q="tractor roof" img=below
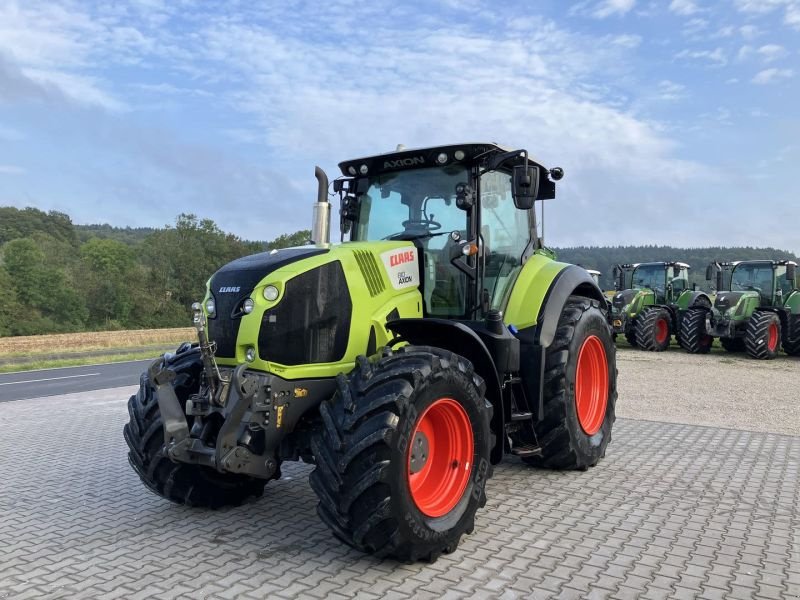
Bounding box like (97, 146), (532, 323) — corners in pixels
(617, 261), (690, 269)
(717, 259), (797, 268)
(338, 142), (549, 178)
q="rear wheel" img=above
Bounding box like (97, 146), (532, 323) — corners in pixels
(123, 347), (267, 507)
(782, 314), (800, 356)
(720, 337), (745, 353)
(680, 308), (713, 354)
(624, 328), (638, 348)
(309, 346), (492, 562)
(744, 311), (781, 360)
(635, 307), (672, 351)
(524, 296), (617, 470)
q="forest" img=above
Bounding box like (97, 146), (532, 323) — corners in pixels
(0, 206), (797, 336)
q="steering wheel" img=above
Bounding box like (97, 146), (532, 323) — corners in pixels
(402, 218), (441, 232)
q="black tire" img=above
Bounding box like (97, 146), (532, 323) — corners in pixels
(123, 347), (267, 507)
(309, 346), (493, 562)
(679, 308), (712, 354)
(720, 337), (745, 353)
(782, 314), (800, 356)
(523, 296), (617, 470)
(635, 307), (672, 351)
(744, 311), (781, 360)
(624, 328), (638, 348)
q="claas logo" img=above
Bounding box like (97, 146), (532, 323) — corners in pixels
(389, 250), (416, 267)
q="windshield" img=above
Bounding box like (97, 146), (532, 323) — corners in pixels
(631, 264), (666, 291)
(731, 263), (773, 301)
(354, 166), (468, 242)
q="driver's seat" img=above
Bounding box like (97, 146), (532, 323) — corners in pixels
(427, 234), (466, 317)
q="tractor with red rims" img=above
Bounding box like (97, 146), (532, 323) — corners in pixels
(680, 259), (800, 358)
(123, 143), (617, 562)
(609, 262), (711, 351)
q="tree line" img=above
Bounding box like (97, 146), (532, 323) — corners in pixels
(0, 207), (309, 336)
(0, 206), (797, 336)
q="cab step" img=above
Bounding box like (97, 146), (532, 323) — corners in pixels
(510, 443), (542, 458)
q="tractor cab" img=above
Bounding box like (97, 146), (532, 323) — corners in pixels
(710, 260), (797, 306)
(335, 143), (562, 320)
(614, 262), (689, 305)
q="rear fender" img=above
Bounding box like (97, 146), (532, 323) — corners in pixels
(784, 290), (800, 315)
(506, 263), (607, 425)
(676, 290), (712, 311)
(385, 319), (505, 464)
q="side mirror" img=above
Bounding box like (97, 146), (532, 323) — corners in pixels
(693, 282), (697, 291)
(705, 265), (713, 281)
(716, 270), (724, 292)
(787, 263), (796, 283)
(511, 165), (539, 210)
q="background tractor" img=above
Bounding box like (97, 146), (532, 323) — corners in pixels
(123, 143), (617, 562)
(609, 262), (711, 351)
(680, 260), (799, 358)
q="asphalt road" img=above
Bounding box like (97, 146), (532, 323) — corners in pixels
(0, 359), (150, 403)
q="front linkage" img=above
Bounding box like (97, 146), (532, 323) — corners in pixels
(147, 303), (333, 480)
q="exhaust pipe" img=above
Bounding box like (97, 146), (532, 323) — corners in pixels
(312, 166), (330, 244)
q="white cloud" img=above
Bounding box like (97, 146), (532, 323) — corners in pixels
(756, 44), (788, 62)
(675, 47), (727, 65)
(669, 0), (700, 16)
(571, 0), (636, 19)
(0, 164), (26, 175)
(751, 67), (794, 84)
(656, 80), (687, 100)
(734, 0), (800, 30)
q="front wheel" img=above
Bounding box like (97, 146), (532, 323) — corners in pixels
(782, 314), (800, 356)
(309, 346), (493, 562)
(680, 308), (713, 354)
(635, 307), (672, 351)
(744, 311), (781, 359)
(123, 347), (267, 508)
(524, 296), (617, 470)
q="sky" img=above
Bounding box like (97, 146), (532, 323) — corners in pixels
(0, 0), (798, 252)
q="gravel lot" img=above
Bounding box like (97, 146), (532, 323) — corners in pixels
(616, 345), (800, 436)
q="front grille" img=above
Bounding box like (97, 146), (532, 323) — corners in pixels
(259, 261), (352, 365)
(353, 250), (385, 297)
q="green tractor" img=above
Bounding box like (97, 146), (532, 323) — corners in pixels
(123, 143), (617, 562)
(679, 259), (800, 358)
(609, 262), (711, 351)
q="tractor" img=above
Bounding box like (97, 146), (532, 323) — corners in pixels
(679, 259), (800, 359)
(123, 143), (617, 562)
(609, 262), (711, 351)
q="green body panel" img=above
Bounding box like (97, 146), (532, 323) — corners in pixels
(713, 291), (760, 322)
(207, 241), (423, 379)
(674, 290), (696, 311)
(502, 254), (572, 329)
(784, 290), (800, 314)
(628, 289), (655, 318)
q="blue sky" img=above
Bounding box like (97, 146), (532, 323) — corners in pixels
(0, 0), (798, 252)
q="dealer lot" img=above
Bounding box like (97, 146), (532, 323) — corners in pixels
(1, 349), (798, 599)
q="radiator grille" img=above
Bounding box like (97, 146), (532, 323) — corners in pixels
(353, 250), (386, 297)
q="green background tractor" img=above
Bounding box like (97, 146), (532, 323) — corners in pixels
(609, 262), (711, 351)
(680, 259), (800, 358)
(123, 143), (617, 562)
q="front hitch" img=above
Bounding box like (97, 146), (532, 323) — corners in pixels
(148, 357), (191, 446)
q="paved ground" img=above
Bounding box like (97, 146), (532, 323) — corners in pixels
(0, 360), (149, 402)
(1, 368), (798, 599)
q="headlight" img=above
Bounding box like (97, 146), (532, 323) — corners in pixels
(242, 298), (255, 314)
(245, 347), (256, 362)
(263, 285), (279, 301)
(205, 297), (216, 317)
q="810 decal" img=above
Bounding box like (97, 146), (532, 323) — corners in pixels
(380, 248), (420, 291)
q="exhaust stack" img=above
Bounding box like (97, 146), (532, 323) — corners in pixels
(312, 166), (330, 244)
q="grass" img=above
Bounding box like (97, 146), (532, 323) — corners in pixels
(0, 350), (165, 374)
(0, 328), (194, 358)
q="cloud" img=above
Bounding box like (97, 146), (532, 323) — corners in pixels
(675, 47), (727, 65)
(751, 67), (794, 84)
(756, 44), (788, 62)
(734, 0), (800, 30)
(669, 0), (701, 16)
(570, 0), (636, 19)
(0, 164), (26, 175)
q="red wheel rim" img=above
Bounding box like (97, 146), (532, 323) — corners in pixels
(767, 322), (779, 351)
(575, 335), (609, 435)
(655, 319), (669, 344)
(407, 398), (473, 518)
